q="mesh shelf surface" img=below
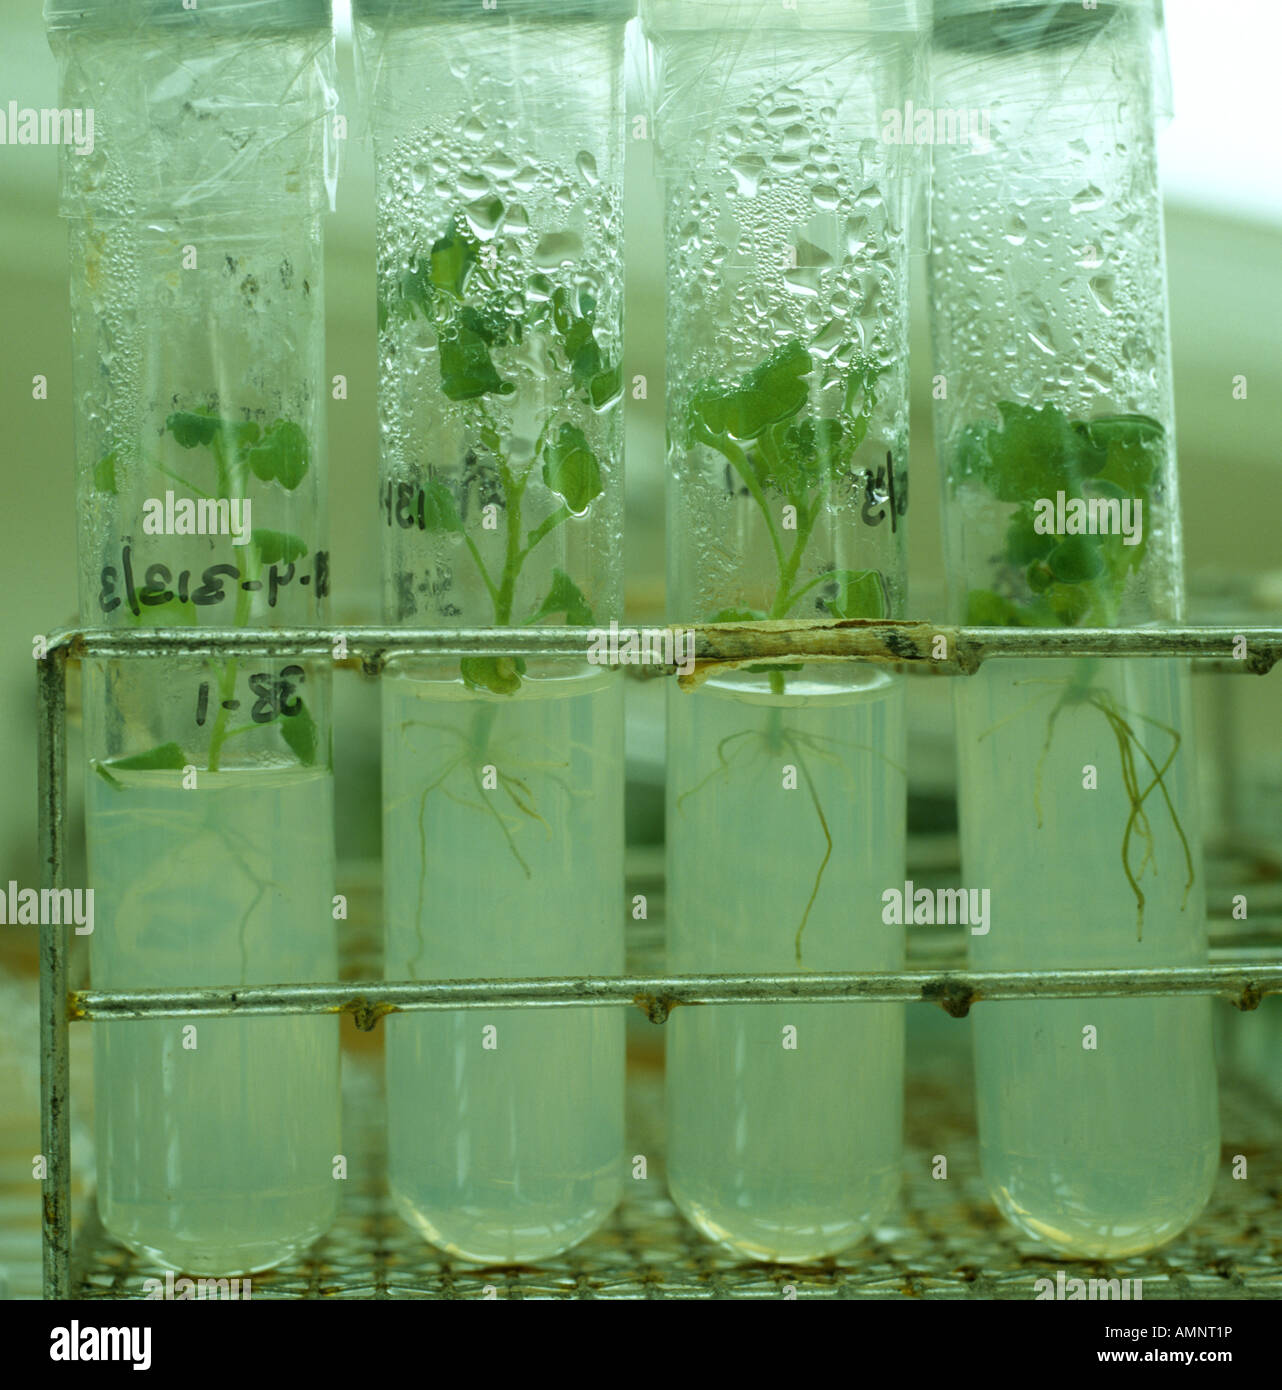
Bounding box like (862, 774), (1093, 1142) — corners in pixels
(71, 1056), (1282, 1301)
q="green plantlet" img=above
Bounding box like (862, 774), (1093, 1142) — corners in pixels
(107, 408), (323, 774)
(958, 402), (1187, 935)
(380, 209), (621, 878)
(381, 208), (615, 684)
(681, 337), (890, 962)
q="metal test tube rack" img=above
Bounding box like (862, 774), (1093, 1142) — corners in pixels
(37, 621), (1282, 1299)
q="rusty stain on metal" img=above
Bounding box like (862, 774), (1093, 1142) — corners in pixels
(632, 993), (690, 1024)
(1233, 982), (1264, 1012)
(922, 978), (978, 1019)
(66, 992), (88, 1022)
(338, 997), (401, 1032)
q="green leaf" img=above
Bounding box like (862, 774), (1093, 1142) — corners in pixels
(438, 311), (513, 401)
(460, 655), (526, 695)
(93, 450), (118, 494)
(589, 364), (623, 409)
(527, 568), (594, 626)
(421, 477), (463, 532)
(107, 742), (188, 772)
(279, 700), (318, 766)
(770, 416), (850, 494)
(541, 422), (602, 514)
(955, 401), (1092, 502)
(689, 339), (812, 443)
(563, 315), (603, 385)
(1044, 581), (1091, 625)
(957, 401), (1164, 508)
(167, 410), (220, 449)
(1026, 559), (1054, 593)
(1047, 534), (1104, 583)
(245, 419), (309, 490)
(965, 588), (1036, 626)
(253, 529), (308, 564)
(550, 286), (576, 337)
(429, 230), (477, 299)
(1005, 505), (1056, 565)
(230, 419), (262, 451)
(960, 403), (1165, 627)
(1074, 413), (1164, 495)
(820, 569), (885, 620)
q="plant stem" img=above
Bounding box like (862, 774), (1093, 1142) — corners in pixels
(493, 456), (525, 625)
(769, 497), (821, 618)
(204, 431), (254, 773)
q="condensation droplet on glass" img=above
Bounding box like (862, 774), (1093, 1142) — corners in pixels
(482, 153), (518, 181)
(1088, 275), (1115, 315)
(1085, 361), (1113, 392)
(533, 230), (583, 269)
(1027, 327), (1056, 358)
(729, 154), (766, 197)
(526, 272), (554, 302)
(1070, 184), (1106, 215)
(464, 194), (504, 238)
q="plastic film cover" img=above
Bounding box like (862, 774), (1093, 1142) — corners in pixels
(47, 0), (338, 221)
(929, 0), (1172, 124)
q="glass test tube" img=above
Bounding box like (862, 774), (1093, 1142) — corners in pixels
(644, 0), (919, 1261)
(49, 0), (340, 1274)
(927, 0), (1218, 1256)
(356, 0), (630, 1263)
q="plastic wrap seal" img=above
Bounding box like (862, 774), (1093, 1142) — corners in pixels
(353, 0), (634, 20)
(45, 0), (332, 33)
(641, 0), (931, 250)
(354, 0), (632, 140)
(929, 0), (1172, 126)
(46, 0), (338, 222)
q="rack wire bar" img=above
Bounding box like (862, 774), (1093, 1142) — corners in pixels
(37, 645), (69, 1301)
(69, 962), (1282, 1028)
(40, 621), (1282, 675)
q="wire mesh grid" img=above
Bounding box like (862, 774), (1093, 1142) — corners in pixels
(39, 623), (1282, 1299)
(69, 1055), (1282, 1301)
